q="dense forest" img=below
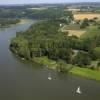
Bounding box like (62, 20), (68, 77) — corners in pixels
(10, 19), (100, 72)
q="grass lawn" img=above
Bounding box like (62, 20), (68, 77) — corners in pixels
(70, 66), (100, 81)
(32, 56), (57, 69)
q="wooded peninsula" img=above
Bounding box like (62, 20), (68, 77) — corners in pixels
(9, 7), (100, 81)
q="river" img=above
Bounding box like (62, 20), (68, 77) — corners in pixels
(0, 19), (100, 100)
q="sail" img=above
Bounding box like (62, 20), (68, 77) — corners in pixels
(76, 86), (82, 94)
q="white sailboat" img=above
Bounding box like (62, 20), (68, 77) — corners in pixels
(76, 86), (82, 94)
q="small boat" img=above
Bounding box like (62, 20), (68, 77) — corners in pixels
(48, 76), (52, 80)
(48, 73), (52, 80)
(76, 86), (82, 94)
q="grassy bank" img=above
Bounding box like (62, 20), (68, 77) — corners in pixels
(70, 67), (100, 81)
(32, 56), (57, 69)
(32, 56), (72, 72)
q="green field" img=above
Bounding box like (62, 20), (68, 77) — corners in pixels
(70, 66), (100, 81)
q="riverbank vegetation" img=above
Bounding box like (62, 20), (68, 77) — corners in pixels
(0, 18), (20, 27)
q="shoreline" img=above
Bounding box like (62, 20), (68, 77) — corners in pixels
(34, 57), (100, 81)
(18, 55), (100, 81)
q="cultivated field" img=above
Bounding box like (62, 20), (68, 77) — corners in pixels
(61, 29), (85, 37)
(61, 25), (86, 37)
(74, 13), (100, 20)
(67, 30), (85, 37)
